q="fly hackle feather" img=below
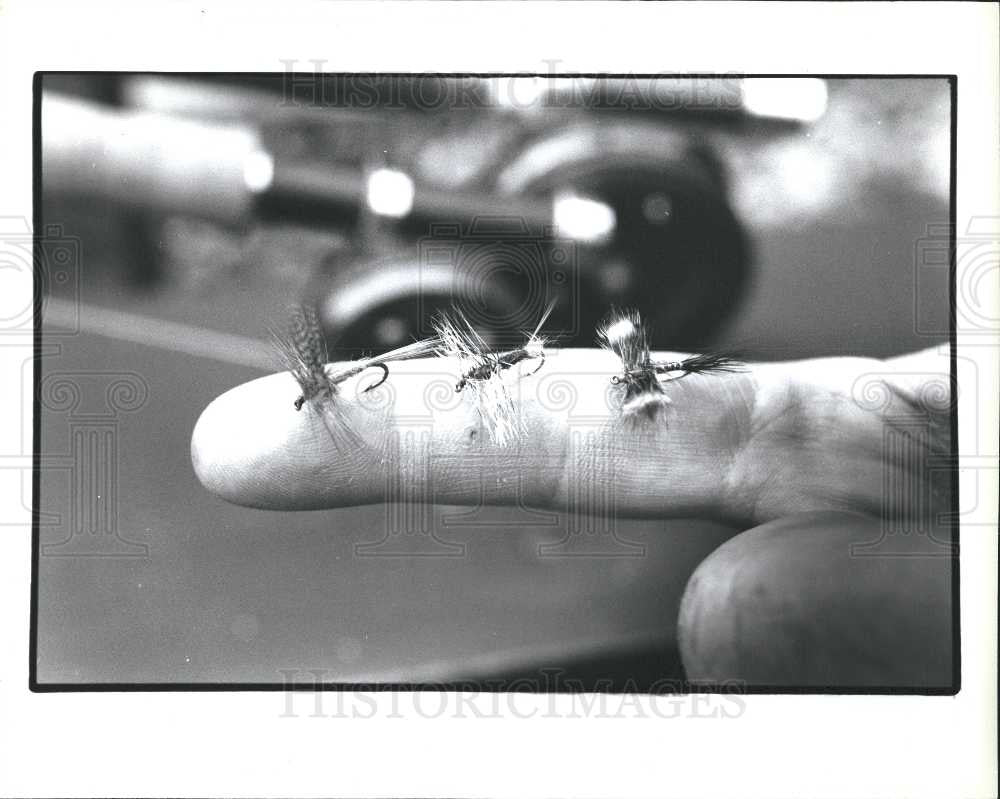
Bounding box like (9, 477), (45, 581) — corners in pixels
(270, 305), (336, 412)
(598, 309), (670, 421)
(657, 351), (745, 379)
(432, 309), (519, 444)
(600, 309), (746, 422)
(269, 305), (365, 451)
(432, 301), (557, 445)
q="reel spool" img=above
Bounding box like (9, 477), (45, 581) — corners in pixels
(495, 120), (751, 347)
(310, 246), (533, 356)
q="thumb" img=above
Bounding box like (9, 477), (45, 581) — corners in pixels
(677, 511), (955, 689)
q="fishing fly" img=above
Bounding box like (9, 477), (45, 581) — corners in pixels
(599, 309), (743, 421)
(434, 299), (557, 444)
(271, 306), (439, 442)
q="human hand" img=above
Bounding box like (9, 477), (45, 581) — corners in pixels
(191, 346), (954, 688)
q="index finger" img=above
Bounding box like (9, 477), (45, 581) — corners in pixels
(191, 348), (759, 521)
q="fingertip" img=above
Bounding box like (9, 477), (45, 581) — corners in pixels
(190, 376), (269, 506)
(190, 371), (329, 508)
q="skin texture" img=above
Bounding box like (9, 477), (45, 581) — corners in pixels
(191, 346), (954, 687)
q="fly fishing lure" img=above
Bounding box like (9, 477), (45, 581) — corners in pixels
(434, 299), (557, 444)
(451, 298), (556, 392)
(599, 309), (743, 421)
(271, 305), (439, 442)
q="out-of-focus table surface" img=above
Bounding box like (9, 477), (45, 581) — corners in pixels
(37, 321), (738, 684)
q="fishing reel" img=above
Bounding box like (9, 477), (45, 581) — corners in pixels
(42, 83), (752, 355)
(314, 120), (750, 354)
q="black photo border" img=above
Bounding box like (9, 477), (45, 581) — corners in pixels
(29, 71), (960, 695)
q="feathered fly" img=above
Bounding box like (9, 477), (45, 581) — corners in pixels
(434, 300), (557, 445)
(271, 306), (439, 445)
(599, 309), (743, 421)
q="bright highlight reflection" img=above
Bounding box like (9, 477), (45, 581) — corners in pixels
(741, 78), (829, 123)
(366, 168), (415, 218)
(553, 193), (617, 244)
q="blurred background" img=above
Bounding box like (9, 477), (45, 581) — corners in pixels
(33, 74), (951, 687)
